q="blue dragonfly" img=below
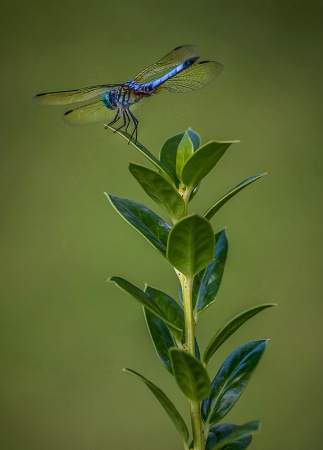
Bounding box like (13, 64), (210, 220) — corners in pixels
(33, 45), (223, 142)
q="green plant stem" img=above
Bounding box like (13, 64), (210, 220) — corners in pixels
(181, 274), (195, 354)
(180, 273), (205, 450)
(178, 187), (205, 450)
(190, 399), (204, 450)
(181, 187), (192, 217)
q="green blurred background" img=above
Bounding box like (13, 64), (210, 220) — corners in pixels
(1, 0), (322, 449)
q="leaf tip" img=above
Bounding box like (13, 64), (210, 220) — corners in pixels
(106, 276), (116, 283)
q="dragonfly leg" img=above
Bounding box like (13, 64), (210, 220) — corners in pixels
(105, 107), (140, 146)
(114, 109), (128, 133)
(105, 109), (121, 130)
(124, 109), (131, 133)
(128, 109), (139, 145)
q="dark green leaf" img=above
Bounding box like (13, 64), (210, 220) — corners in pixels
(144, 308), (176, 373)
(180, 141), (236, 188)
(123, 368), (189, 442)
(110, 127), (173, 182)
(176, 132), (194, 181)
(202, 340), (268, 425)
(203, 304), (276, 365)
(187, 128), (201, 150)
(193, 229), (228, 314)
(167, 214), (215, 277)
(129, 163), (185, 221)
(145, 286), (200, 365)
(147, 286), (200, 359)
(170, 348), (211, 401)
(145, 286), (184, 333)
(106, 194), (170, 256)
(206, 421), (260, 450)
(108, 277), (182, 334)
(204, 174), (267, 221)
(160, 129), (201, 186)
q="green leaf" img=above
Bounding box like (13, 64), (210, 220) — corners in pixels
(176, 132), (194, 181)
(203, 304), (276, 365)
(106, 194), (170, 256)
(109, 127), (173, 182)
(145, 286), (184, 333)
(167, 214), (215, 277)
(144, 308), (176, 373)
(160, 129), (201, 186)
(108, 277), (182, 334)
(204, 174), (267, 221)
(180, 141), (236, 189)
(129, 163), (185, 221)
(170, 348), (211, 401)
(123, 368), (189, 442)
(202, 340), (268, 426)
(192, 229), (228, 313)
(206, 421), (260, 450)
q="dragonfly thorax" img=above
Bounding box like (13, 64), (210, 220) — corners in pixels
(102, 87), (143, 110)
(102, 90), (118, 110)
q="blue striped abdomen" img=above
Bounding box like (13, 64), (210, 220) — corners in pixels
(126, 56), (198, 94)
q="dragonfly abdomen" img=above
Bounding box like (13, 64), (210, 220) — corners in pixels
(142, 56), (199, 92)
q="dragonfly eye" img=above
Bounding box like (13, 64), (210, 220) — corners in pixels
(102, 90), (118, 110)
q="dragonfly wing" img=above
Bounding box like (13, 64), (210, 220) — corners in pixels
(133, 45), (198, 82)
(156, 61), (224, 93)
(129, 95), (151, 112)
(64, 101), (117, 125)
(63, 96), (151, 125)
(33, 84), (118, 105)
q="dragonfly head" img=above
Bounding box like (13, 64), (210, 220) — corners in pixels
(102, 90), (118, 110)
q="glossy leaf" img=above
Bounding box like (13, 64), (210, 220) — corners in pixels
(170, 348), (211, 401)
(123, 368), (189, 442)
(203, 304), (276, 365)
(206, 421), (260, 450)
(145, 286), (184, 333)
(204, 174), (267, 221)
(108, 277), (182, 334)
(192, 229), (228, 314)
(143, 286), (185, 371)
(106, 194), (170, 256)
(167, 214), (215, 277)
(202, 340), (268, 425)
(144, 308), (176, 373)
(112, 127), (173, 182)
(129, 163), (185, 221)
(160, 129), (201, 186)
(180, 141), (236, 189)
(176, 132), (194, 181)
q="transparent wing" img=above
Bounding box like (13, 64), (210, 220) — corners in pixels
(63, 101), (117, 125)
(156, 61), (224, 93)
(133, 45), (198, 82)
(63, 96), (151, 125)
(33, 84), (118, 105)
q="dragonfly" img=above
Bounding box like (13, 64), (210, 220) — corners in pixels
(33, 45), (223, 143)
